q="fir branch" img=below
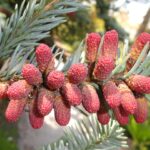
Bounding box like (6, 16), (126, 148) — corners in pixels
(105, 39), (130, 82)
(43, 115), (128, 150)
(0, 0), (82, 61)
(0, 38), (84, 80)
(0, 45), (34, 80)
(0, 43), (65, 80)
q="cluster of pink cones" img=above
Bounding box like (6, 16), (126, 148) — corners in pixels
(0, 30), (150, 128)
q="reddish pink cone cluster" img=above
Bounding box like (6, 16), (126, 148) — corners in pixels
(3, 44), (55, 128)
(22, 64), (43, 85)
(3, 31), (150, 128)
(82, 84), (100, 113)
(101, 30), (118, 60)
(4, 44), (90, 128)
(67, 63), (88, 84)
(103, 81), (121, 108)
(86, 30), (149, 125)
(86, 33), (101, 63)
(36, 43), (53, 72)
(93, 56), (115, 81)
(4, 44), (89, 128)
(47, 70), (65, 90)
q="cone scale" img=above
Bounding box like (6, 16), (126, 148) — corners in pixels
(86, 33), (101, 63)
(82, 84), (100, 113)
(54, 96), (71, 126)
(37, 88), (54, 116)
(61, 82), (82, 106)
(118, 82), (137, 114)
(103, 81), (121, 108)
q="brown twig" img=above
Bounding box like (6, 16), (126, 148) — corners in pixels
(0, 7), (11, 17)
(44, 0), (60, 11)
(136, 8), (150, 36)
(0, 0), (60, 17)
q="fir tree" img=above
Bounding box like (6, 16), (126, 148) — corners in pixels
(0, 0), (150, 150)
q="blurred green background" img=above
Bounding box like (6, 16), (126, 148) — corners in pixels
(0, 0), (150, 150)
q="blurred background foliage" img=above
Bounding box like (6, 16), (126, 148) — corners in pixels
(0, 0), (150, 150)
(0, 0), (129, 51)
(126, 115), (150, 150)
(0, 100), (18, 150)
